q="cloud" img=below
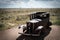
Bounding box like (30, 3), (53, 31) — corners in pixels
(35, 0), (54, 1)
(0, 0), (22, 5)
(0, 0), (60, 8)
(56, 0), (60, 1)
(20, 0), (60, 8)
(35, 0), (60, 2)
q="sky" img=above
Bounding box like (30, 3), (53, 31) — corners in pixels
(0, 0), (60, 8)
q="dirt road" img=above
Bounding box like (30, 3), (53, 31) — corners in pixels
(45, 25), (60, 40)
(0, 25), (60, 40)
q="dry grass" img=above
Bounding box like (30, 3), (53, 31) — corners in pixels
(0, 8), (60, 30)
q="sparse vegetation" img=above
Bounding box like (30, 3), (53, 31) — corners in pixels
(0, 23), (4, 28)
(0, 8), (60, 30)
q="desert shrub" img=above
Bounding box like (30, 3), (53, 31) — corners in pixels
(16, 16), (22, 21)
(0, 16), (10, 20)
(0, 23), (5, 28)
(54, 20), (60, 25)
(16, 15), (28, 21)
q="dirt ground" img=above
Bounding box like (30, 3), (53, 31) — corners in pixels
(0, 25), (60, 40)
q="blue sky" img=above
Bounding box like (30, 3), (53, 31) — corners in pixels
(0, 0), (60, 8)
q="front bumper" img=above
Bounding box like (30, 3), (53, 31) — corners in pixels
(18, 32), (40, 36)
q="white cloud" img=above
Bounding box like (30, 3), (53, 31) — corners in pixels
(35, 0), (54, 1)
(20, 0), (60, 8)
(0, 0), (60, 8)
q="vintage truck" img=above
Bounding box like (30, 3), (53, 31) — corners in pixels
(17, 12), (52, 40)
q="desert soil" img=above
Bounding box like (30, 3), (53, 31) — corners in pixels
(0, 25), (60, 40)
